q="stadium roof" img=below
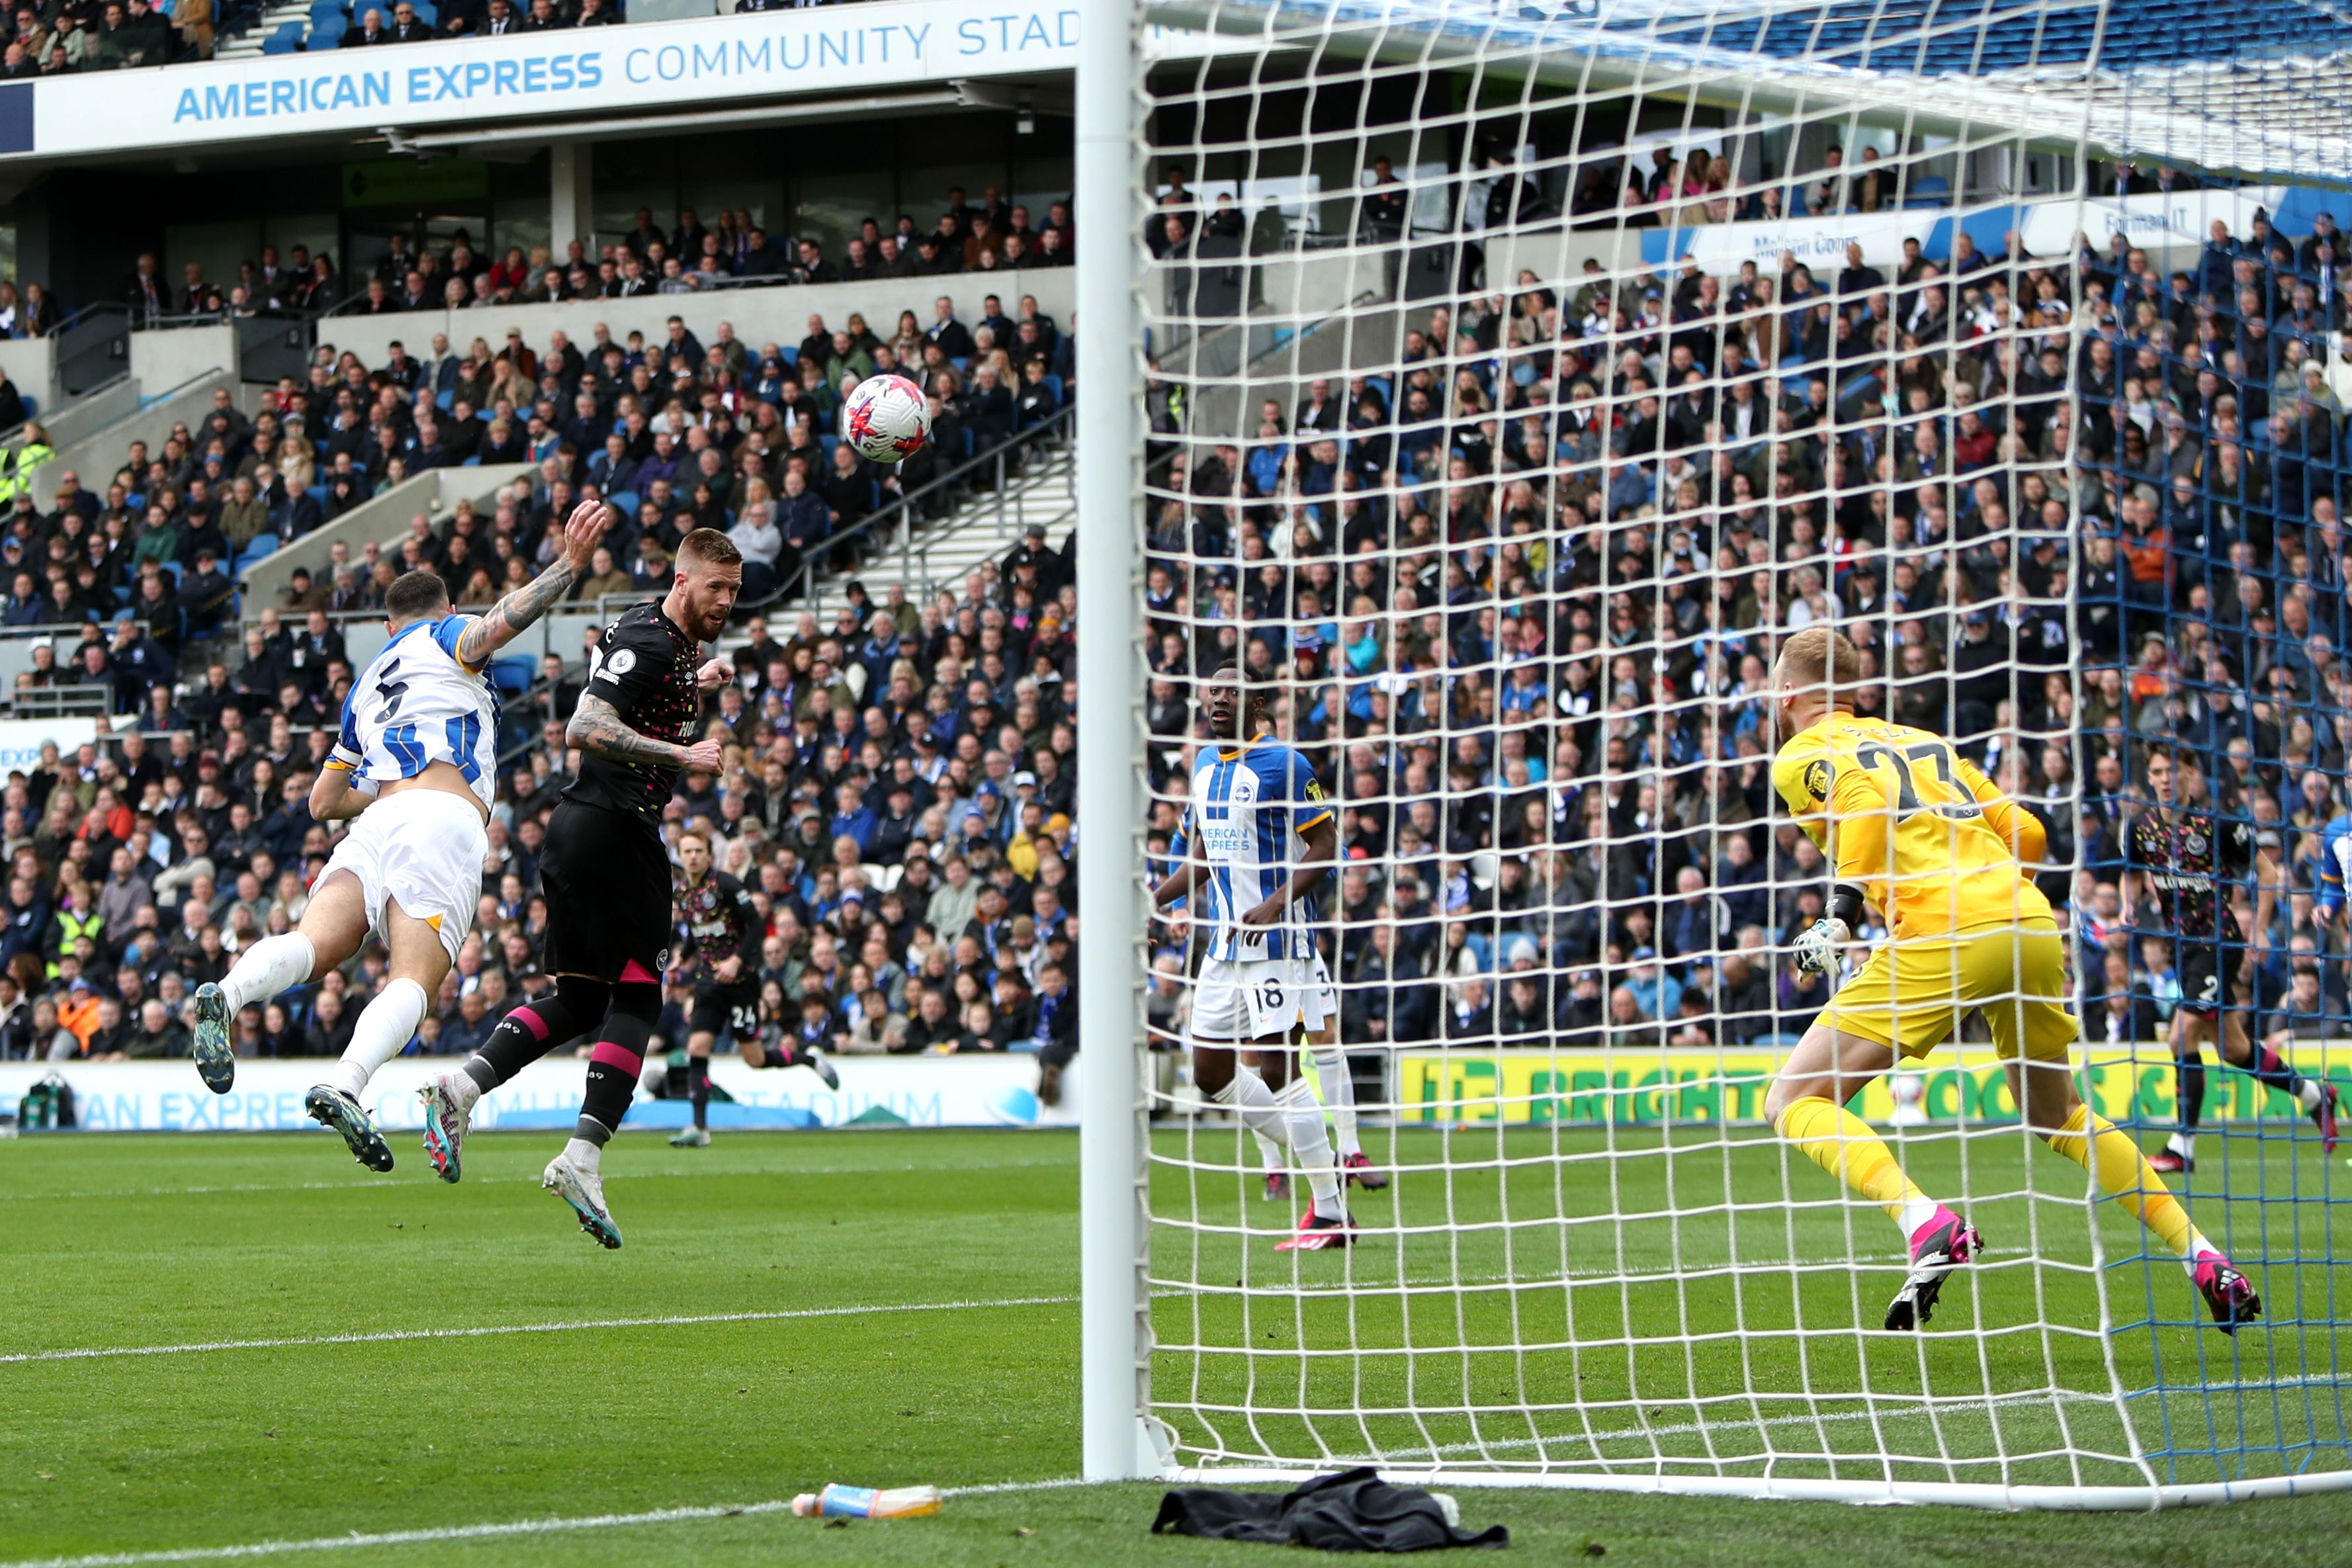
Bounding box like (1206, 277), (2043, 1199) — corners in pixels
(1144, 0), (2352, 185)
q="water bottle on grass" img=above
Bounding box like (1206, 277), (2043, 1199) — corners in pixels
(791, 1483), (942, 1519)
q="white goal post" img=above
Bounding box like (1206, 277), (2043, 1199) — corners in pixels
(1078, 0), (2352, 1506)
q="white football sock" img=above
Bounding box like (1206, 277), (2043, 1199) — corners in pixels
(2181, 1229), (2223, 1277)
(1227, 1065), (1284, 1171)
(1896, 1196), (1942, 1241)
(326, 979), (427, 1102)
(563, 1137), (603, 1175)
(1308, 1041), (1360, 1158)
(221, 934), (316, 1015)
(1213, 1070), (1288, 1149)
(1276, 1077), (1344, 1220)
(447, 1068), (484, 1113)
(2167, 1132), (2197, 1162)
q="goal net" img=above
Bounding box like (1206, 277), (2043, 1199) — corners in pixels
(1107, 0), (2352, 1507)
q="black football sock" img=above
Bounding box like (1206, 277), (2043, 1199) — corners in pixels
(689, 1054), (711, 1129)
(2177, 1051), (2207, 1133)
(466, 976), (612, 1094)
(2249, 1044), (2308, 1100)
(572, 982), (659, 1145)
(763, 1044), (793, 1070)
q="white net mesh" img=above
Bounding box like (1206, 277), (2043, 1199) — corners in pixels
(1126, 0), (2352, 1504)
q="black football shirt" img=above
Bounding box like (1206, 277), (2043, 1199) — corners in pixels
(561, 600), (703, 826)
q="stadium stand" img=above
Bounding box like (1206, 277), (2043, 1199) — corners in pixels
(0, 137), (2343, 1129)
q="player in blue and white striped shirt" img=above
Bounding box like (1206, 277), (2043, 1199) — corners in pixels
(1152, 664), (1352, 1250)
(190, 499), (607, 1173)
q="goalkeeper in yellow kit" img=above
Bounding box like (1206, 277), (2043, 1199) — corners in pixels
(1761, 626), (2258, 1334)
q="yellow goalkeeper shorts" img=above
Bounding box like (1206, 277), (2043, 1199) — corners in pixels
(1818, 919), (2077, 1063)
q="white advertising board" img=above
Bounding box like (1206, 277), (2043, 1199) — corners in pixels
(1651, 206), (1946, 272)
(0, 716), (99, 775)
(2014, 185), (2287, 257)
(19, 1), (1224, 159)
(0, 1052), (1080, 1134)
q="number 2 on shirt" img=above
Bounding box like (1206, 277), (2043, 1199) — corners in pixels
(1853, 740), (1984, 822)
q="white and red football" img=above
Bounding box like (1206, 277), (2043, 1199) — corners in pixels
(841, 374), (932, 464)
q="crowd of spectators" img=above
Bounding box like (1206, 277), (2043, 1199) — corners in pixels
(0, 205), (1082, 1066)
(0, 535), (1088, 1073)
(122, 191), (1072, 327)
(1127, 159), (2352, 1067)
(330, 0), (620, 50)
(19, 209), (1079, 685)
(0, 0), (218, 77)
(17, 152), (2352, 1094)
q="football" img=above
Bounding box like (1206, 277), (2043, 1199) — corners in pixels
(841, 373), (932, 464)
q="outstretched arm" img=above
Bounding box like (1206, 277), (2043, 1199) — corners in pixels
(566, 693), (724, 773)
(454, 498), (605, 669)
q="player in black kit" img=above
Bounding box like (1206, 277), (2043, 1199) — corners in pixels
(2130, 749), (2338, 1174)
(415, 528), (735, 1247)
(664, 827), (835, 1148)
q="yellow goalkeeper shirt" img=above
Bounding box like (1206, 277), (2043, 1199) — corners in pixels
(1770, 713), (2053, 939)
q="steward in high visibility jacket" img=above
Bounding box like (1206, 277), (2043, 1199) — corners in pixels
(0, 423), (55, 506)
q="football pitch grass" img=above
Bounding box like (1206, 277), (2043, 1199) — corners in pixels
(4, 1125), (2352, 1566)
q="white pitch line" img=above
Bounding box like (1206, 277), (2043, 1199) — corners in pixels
(0, 1479), (1094, 1568)
(1328, 1386), (2117, 1461)
(3, 1249), (2068, 1365)
(0, 1296), (1078, 1368)
(0, 1157), (1076, 1205)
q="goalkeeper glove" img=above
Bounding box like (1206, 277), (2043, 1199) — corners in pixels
(1794, 883), (1869, 975)
(1793, 916), (1850, 975)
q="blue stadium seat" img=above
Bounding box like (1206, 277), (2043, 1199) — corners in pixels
(1041, 374), (1064, 406)
(606, 489), (638, 518)
(435, 387), (454, 412)
(777, 346), (798, 365)
(1662, 0), (2352, 75)
(487, 656), (533, 695)
(260, 19), (303, 50)
(235, 538), (277, 574)
(1904, 174), (1952, 208)
(409, 0), (435, 20)
(820, 435), (838, 465)
(308, 0), (344, 28)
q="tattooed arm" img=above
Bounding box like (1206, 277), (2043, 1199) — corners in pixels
(566, 693), (725, 773)
(454, 498), (606, 670)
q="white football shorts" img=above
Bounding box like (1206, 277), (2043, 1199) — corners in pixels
(320, 787), (490, 962)
(1192, 954), (1333, 1041)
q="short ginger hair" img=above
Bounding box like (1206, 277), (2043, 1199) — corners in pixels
(1774, 624), (1862, 697)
